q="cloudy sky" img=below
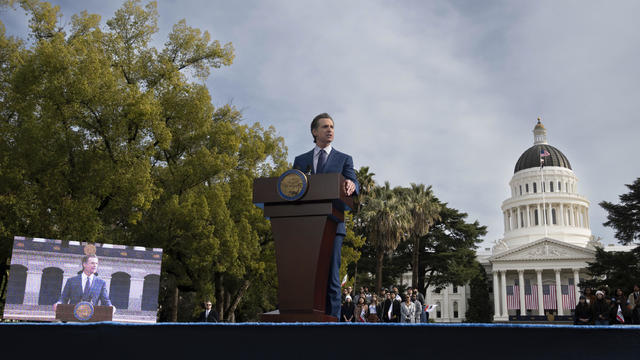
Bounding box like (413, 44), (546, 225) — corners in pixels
(3, 1), (639, 249)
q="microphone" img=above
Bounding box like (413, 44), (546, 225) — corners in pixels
(306, 165), (312, 175)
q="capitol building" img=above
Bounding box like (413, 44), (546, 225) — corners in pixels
(425, 119), (609, 322)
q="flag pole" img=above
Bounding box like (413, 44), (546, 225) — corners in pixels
(540, 150), (548, 238)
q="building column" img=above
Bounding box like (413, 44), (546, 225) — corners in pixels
(503, 211), (508, 232)
(128, 277), (145, 311)
(573, 269), (581, 308)
(493, 271), (500, 320)
(526, 205), (531, 227)
(500, 270), (508, 318)
(555, 269), (564, 316)
(516, 208), (521, 228)
(536, 269), (544, 316)
(518, 270), (526, 316)
(537, 204), (541, 226)
(559, 203), (565, 226)
(24, 270), (43, 305)
(443, 285), (450, 321)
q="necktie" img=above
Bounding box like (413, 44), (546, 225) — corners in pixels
(317, 149), (327, 174)
(83, 277), (91, 299)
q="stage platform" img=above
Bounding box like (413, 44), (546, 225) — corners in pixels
(2, 322), (640, 358)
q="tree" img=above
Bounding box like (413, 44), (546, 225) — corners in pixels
(0, 0), (288, 321)
(417, 202), (487, 292)
(599, 178), (640, 245)
(360, 182), (410, 293)
(465, 262), (492, 323)
(404, 183), (440, 288)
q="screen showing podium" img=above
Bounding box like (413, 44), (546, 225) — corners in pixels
(3, 236), (163, 323)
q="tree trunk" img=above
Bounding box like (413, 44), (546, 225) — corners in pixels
(225, 279), (251, 322)
(171, 284), (179, 322)
(375, 250), (385, 293)
(411, 236), (420, 288)
(215, 273), (224, 321)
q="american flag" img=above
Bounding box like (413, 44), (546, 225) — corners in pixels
(540, 149), (551, 157)
(561, 285), (576, 309)
(542, 284), (557, 309)
(507, 285), (520, 310)
(525, 285), (539, 310)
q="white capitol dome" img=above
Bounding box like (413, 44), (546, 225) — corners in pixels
(494, 119), (593, 253)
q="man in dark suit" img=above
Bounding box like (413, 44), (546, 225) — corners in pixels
(54, 255), (112, 312)
(382, 292), (401, 322)
(198, 300), (219, 322)
(292, 113), (359, 319)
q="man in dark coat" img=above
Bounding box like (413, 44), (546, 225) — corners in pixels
(382, 292), (401, 322)
(198, 300), (219, 322)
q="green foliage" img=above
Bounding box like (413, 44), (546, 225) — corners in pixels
(465, 262), (492, 323)
(599, 178), (640, 245)
(0, 0), (287, 321)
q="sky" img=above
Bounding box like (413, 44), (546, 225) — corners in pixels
(2, 0), (639, 249)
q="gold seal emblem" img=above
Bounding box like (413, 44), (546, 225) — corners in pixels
(277, 169), (308, 201)
(74, 301), (95, 321)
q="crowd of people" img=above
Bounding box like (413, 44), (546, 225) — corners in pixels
(339, 286), (429, 323)
(574, 285), (640, 325)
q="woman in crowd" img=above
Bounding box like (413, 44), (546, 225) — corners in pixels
(367, 294), (380, 322)
(400, 294), (416, 323)
(341, 295), (355, 322)
(611, 288), (630, 324)
(574, 295), (592, 325)
(593, 290), (609, 325)
(354, 296), (368, 322)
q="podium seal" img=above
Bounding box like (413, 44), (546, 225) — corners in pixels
(277, 169), (308, 201)
(73, 301), (95, 321)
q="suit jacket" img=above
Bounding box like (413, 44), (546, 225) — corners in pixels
(382, 299), (401, 322)
(293, 147), (360, 235)
(198, 309), (219, 322)
(59, 274), (112, 306)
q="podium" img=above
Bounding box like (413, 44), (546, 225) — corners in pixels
(55, 304), (113, 322)
(254, 172), (353, 322)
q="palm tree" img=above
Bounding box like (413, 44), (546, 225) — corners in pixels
(406, 183), (441, 288)
(361, 182), (411, 293)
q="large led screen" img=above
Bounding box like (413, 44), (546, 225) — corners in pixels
(3, 236), (163, 323)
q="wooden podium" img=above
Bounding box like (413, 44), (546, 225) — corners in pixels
(254, 172), (353, 322)
(55, 304), (113, 322)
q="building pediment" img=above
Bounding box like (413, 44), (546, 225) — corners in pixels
(490, 238), (595, 262)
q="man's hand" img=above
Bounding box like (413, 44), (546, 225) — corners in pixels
(344, 179), (356, 196)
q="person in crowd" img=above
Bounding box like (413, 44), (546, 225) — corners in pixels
(400, 294), (416, 323)
(574, 295), (592, 325)
(354, 289), (365, 305)
(364, 287), (372, 304)
(198, 300), (219, 322)
(411, 294), (422, 323)
(341, 295), (355, 322)
(354, 295), (368, 322)
(383, 292), (400, 322)
(583, 287), (596, 306)
(392, 286), (402, 301)
(367, 294), (380, 322)
(627, 284), (640, 324)
(593, 290), (609, 325)
(611, 288), (630, 325)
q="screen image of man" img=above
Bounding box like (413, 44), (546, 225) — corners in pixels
(54, 255), (112, 312)
(292, 113), (359, 319)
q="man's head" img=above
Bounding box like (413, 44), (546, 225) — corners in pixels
(310, 113), (334, 147)
(204, 301), (212, 309)
(81, 255), (98, 276)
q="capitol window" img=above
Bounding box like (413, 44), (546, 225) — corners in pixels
(550, 181), (554, 192)
(533, 183), (537, 193)
(526, 183), (529, 193)
(519, 185), (522, 196)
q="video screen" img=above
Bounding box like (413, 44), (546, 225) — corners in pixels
(3, 236), (163, 323)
